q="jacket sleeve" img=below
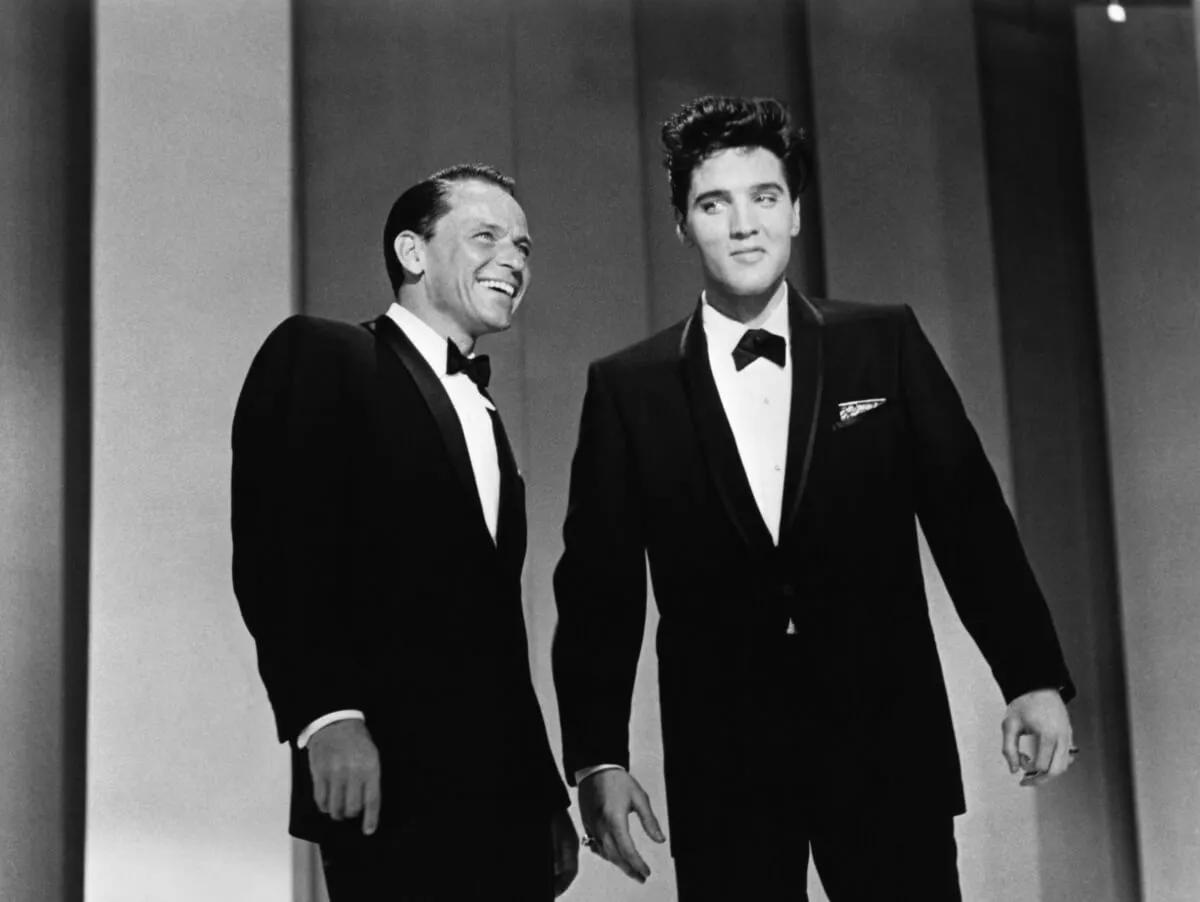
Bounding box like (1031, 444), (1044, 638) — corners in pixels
(900, 306), (1076, 704)
(231, 316), (369, 743)
(552, 361), (649, 784)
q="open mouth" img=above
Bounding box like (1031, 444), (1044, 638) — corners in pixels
(478, 279), (517, 297)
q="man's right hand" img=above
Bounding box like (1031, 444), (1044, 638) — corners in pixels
(307, 718), (381, 835)
(578, 769), (666, 883)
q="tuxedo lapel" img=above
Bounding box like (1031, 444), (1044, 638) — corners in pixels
(368, 315), (492, 540)
(780, 288), (825, 540)
(679, 302), (777, 557)
(487, 405), (526, 565)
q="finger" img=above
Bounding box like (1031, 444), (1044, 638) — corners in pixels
(361, 769), (382, 836)
(310, 761), (330, 814)
(343, 772), (365, 821)
(1032, 731), (1056, 775)
(580, 812), (601, 842)
(598, 831), (621, 866)
(600, 831), (643, 883)
(1001, 717), (1022, 774)
(1021, 767), (1057, 788)
(631, 788), (666, 844)
(1046, 734), (1073, 777)
(327, 772), (346, 821)
(611, 815), (651, 882)
(1020, 741), (1066, 788)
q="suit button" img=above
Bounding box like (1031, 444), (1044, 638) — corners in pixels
(781, 584), (795, 598)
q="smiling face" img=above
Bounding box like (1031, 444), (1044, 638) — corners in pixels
(682, 146), (800, 311)
(399, 179), (531, 347)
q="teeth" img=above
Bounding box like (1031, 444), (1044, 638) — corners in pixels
(479, 279), (516, 297)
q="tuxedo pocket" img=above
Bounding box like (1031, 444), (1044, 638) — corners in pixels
(833, 397), (888, 431)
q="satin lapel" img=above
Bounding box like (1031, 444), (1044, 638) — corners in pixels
(488, 405), (526, 565)
(780, 288), (825, 540)
(368, 315), (489, 532)
(679, 301), (777, 557)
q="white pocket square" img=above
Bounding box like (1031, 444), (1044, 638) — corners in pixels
(836, 397), (887, 426)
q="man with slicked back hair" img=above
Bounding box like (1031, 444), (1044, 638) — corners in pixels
(233, 163), (577, 900)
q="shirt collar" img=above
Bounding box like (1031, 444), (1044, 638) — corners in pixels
(386, 302), (458, 377)
(385, 303), (494, 409)
(700, 280), (791, 355)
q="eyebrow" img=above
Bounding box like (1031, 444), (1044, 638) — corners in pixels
(692, 182), (787, 206)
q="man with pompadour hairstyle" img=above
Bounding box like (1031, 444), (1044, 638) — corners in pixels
(552, 95), (1076, 900)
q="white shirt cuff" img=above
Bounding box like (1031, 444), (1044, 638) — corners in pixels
(574, 763), (625, 784)
(296, 710), (365, 748)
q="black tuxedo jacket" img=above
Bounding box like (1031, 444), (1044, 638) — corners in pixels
(552, 287), (1074, 855)
(232, 313), (568, 844)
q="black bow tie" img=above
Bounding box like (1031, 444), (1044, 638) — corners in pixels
(732, 329), (786, 371)
(446, 340), (491, 391)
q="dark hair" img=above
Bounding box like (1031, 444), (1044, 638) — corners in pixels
(382, 163), (516, 294)
(661, 96), (808, 222)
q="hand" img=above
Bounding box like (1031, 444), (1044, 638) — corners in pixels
(307, 719), (382, 835)
(1001, 688), (1075, 787)
(578, 769), (666, 884)
(550, 808), (579, 897)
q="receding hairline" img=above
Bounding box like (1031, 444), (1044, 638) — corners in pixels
(440, 176), (517, 200)
(427, 179), (531, 243)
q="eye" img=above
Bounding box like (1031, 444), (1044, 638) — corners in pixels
(699, 199), (726, 214)
(516, 242), (532, 259)
(475, 230), (497, 243)
(756, 193), (779, 207)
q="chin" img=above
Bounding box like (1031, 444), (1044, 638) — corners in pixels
(475, 303), (515, 335)
(725, 280), (777, 299)
(483, 315), (513, 334)
(713, 267), (773, 296)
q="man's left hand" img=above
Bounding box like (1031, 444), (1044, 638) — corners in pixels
(550, 808), (579, 897)
(1001, 688), (1075, 787)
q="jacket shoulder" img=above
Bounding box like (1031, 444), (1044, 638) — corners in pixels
(251, 313), (375, 368)
(267, 312), (372, 346)
(238, 314), (375, 407)
(808, 297), (907, 327)
(590, 315), (690, 376)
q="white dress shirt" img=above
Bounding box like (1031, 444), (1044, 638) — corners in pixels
(700, 281), (791, 544)
(575, 281), (793, 785)
(386, 303), (501, 541)
(296, 302), (502, 748)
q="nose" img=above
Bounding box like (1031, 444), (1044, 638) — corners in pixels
(497, 239), (527, 274)
(728, 199), (758, 239)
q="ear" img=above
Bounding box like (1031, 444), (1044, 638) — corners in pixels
(789, 197), (801, 237)
(675, 218), (694, 247)
(394, 231), (425, 278)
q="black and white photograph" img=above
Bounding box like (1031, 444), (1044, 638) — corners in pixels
(2, 1), (1197, 900)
